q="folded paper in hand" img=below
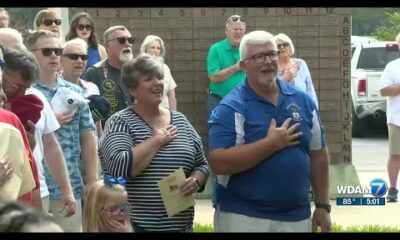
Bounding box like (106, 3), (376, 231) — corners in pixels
(51, 87), (89, 115)
(157, 167), (195, 218)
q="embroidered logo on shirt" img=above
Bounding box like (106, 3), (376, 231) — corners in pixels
(102, 79), (116, 92)
(287, 103), (302, 122)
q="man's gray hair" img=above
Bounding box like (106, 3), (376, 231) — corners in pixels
(121, 53), (164, 90)
(3, 47), (39, 83)
(140, 35), (166, 58)
(239, 30), (276, 61)
(0, 28), (26, 50)
(274, 33), (295, 56)
(63, 37), (88, 54)
(103, 26), (129, 44)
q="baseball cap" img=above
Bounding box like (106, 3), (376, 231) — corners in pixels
(87, 94), (111, 122)
(9, 94), (44, 125)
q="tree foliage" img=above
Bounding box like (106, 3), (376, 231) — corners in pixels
(373, 11), (400, 41)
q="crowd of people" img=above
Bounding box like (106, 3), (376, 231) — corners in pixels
(3, 7), (388, 233)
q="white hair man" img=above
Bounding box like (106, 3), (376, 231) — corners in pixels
(82, 25), (134, 122)
(208, 30), (331, 232)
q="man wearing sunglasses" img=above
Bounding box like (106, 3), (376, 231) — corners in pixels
(26, 30), (97, 232)
(207, 15), (246, 116)
(206, 14), (246, 209)
(208, 31), (331, 232)
(61, 37), (107, 182)
(83, 25), (134, 123)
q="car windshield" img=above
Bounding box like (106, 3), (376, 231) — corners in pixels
(357, 47), (400, 70)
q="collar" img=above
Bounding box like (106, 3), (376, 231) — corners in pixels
(243, 78), (296, 101)
(222, 38), (238, 50)
(33, 74), (71, 90)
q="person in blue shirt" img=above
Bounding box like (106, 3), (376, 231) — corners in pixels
(208, 30), (331, 232)
(65, 11), (107, 70)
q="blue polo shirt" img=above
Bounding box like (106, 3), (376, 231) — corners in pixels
(208, 79), (326, 221)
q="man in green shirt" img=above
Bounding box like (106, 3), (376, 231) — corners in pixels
(206, 15), (246, 207)
(206, 15), (246, 117)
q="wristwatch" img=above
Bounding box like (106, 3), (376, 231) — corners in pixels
(315, 203), (331, 213)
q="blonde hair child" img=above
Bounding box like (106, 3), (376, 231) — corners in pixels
(83, 174), (132, 232)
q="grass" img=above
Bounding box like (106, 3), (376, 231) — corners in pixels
(193, 222), (400, 232)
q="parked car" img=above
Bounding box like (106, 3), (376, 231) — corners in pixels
(351, 40), (399, 137)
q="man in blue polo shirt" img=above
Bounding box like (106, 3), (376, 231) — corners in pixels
(208, 30), (331, 232)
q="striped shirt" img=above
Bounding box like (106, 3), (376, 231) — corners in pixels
(99, 107), (209, 232)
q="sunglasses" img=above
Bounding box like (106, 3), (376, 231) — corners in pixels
(43, 19), (62, 26)
(31, 48), (63, 57)
(63, 53), (88, 61)
(230, 15), (246, 22)
(107, 37), (135, 45)
(102, 203), (130, 216)
(77, 24), (92, 31)
(277, 42), (290, 49)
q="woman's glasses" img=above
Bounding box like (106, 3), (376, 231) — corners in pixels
(107, 37), (135, 45)
(63, 53), (89, 61)
(43, 19), (62, 26)
(31, 48), (63, 57)
(277, 42), (290, 49)
(102, 203), (130, 216)
(77, 24), (92, 31)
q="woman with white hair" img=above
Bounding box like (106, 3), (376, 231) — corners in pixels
(140, 35), (177, 110)
(274, 33), (318, 108)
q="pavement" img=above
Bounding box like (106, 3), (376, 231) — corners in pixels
(193, 170), (400, 228)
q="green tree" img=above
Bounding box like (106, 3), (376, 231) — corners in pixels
(373, 11), (400, 41)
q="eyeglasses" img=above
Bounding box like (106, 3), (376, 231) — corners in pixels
(277, 42), (290, 49)
(107, 37), (135, 45)
(63, 53), (88, 61)
(77, 24), (92, 31)
(229, 15), (246, 22)
(31, 48), (63, 57)
(43, 19), (62, 26)
(245, 51), (280, 64)
(102, 203), (130, 216)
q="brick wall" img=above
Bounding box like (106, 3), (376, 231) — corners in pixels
(70, 7), (352, 164)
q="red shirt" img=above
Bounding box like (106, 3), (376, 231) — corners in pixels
(0, 108), (40, 204)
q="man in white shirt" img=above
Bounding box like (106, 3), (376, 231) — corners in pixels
(380, 32), (400, 203)
(1, 43), (76, 216)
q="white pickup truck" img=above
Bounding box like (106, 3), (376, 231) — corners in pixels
(351, 41), (400, 137)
